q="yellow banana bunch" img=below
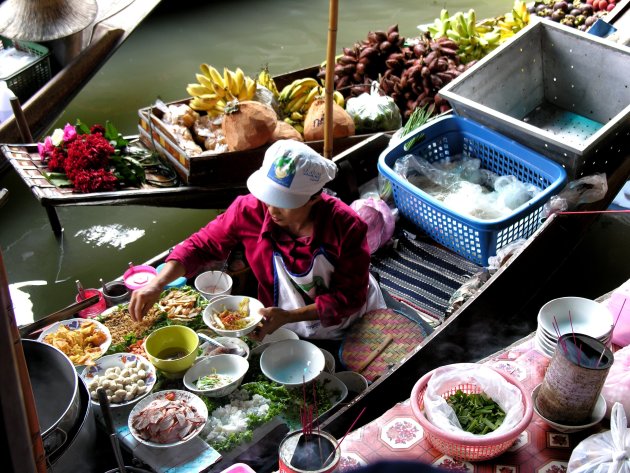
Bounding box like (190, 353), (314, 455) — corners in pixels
(187, 64), (257, 115)
(498, 1), (530, 42)
(435, 9), (501, 63)
(279, 79), (346, 136)
(258, 67), (279, 98)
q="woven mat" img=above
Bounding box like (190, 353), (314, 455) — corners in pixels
(371, 230), (482, 326)
(340, 308), (430, 382)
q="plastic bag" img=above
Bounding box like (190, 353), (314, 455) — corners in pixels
(350, 197), (396, 253)
(487, 238), (528, 271)
(423, 363), (524, 439)
(568, 402), (630, 473)
(346, 81), (402, 133)
(544, 173), (608, 216)
(601, 345), (630, 419)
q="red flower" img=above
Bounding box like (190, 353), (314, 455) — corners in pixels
(64, 133), (114, 181)
(72, 168), (118, 193)
(90, 124), (106, 135)
(46, 147), (67, 172)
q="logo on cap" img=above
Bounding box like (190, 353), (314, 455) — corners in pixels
(268, 155), (297, 188)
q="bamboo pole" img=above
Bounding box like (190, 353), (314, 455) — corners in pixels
(323, 0), (339, 159)
(0, 249), (45, 472)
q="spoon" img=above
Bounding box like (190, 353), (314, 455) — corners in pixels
(197, 332), (247, 358)
(97, 388), (127, 473)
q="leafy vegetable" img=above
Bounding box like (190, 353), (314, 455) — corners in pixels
(446, 389), (506, 435)
(196, 373), (233, 390)
(402, 105), (433, 151)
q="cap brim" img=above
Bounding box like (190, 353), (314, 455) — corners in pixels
(247, 170), (311, 209)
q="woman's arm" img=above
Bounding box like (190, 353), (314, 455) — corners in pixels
(129, 260), (186, 321)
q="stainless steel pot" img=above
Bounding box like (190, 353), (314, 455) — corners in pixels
(48, 377), (99, 472)
(22, 339), (81, 458)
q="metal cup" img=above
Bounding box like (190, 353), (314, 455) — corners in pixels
(102, 281), (131, 307)
(535, 333), (613, 425)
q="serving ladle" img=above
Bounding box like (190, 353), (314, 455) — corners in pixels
(197, 332), (247, 358)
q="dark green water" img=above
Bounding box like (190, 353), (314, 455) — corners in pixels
(0, 0), (513, 324)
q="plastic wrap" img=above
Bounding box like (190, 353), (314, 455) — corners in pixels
(346, 82), (402, 133)
(543, 173), (608, 216)
(393, 153), (541, 220)
(423, 364), (524, 439)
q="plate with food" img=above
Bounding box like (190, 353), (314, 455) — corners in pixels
(157, 286), (207, 323)
(98, 304), (165, 353)
(37, 318), (111, 366)
(128, 389), (208, 447)
(81, 353), (157, 407)
(203, 295), (264, 337)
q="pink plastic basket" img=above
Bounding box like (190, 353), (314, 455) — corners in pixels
(410, 366), (533, 462)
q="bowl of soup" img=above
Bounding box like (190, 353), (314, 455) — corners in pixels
(144, 325), (199, 378)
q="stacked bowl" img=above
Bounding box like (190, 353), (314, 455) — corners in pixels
(535, 297), (613, 358)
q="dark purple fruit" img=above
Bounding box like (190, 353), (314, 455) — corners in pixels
(554, 1), (569, 11)
(570, 8), (582, 15)
(551, 10), (565, 20)
(536, 3), (548, 12)
(580, 3), (594, 14)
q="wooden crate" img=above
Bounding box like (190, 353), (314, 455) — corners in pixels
(138, 96), (380, 186)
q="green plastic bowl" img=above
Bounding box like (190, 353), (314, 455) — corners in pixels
(144, 325), (199, 377)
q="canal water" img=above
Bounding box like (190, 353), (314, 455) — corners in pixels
(0, 0), (528, 324)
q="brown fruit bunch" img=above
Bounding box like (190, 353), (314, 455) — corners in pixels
(318, 24), (405, 98)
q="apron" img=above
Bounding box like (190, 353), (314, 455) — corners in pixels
(273, 248), (385, 339)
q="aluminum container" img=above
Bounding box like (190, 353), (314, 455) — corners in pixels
(439, 18), (630, 179)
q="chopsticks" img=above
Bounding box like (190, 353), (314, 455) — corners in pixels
(357, 334), (393, 373)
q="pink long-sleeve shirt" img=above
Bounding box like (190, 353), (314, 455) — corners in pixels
(166, 193), (371, 327)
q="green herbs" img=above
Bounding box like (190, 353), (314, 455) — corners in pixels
(446, 389), (506, 435)
(402, 105), (433, 151)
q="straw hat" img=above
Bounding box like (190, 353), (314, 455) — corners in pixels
(0, 0), (98, 42)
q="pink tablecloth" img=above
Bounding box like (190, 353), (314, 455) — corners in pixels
(337, 334), (608, 473)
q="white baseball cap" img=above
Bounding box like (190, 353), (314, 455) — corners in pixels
(247, 140), (337, 209)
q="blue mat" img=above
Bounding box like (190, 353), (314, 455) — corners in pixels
(371, 230), (482, 326)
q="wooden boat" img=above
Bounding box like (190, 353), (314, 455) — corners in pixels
(0, 0), (161, 150)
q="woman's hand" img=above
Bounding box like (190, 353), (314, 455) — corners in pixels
(128, 282), (162, 322)
(249, 307), (290, 341)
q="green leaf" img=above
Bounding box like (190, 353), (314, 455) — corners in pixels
(41, 171), (72, 187)
(75, 120), (91, 135)
(105, 121), (128, 148)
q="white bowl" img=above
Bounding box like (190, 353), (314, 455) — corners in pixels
(203, 295), (264, 337)
(532, 384), (606, 433)
(128, 389), (208, 448)
(335, 371), (369, 399)
(81, 353), (156, 408)
(320, 348), (336, 374)
(537, 297), (613, 341)
(195, 271), (233, 301)
(37, 318), (112, 366)
(260, 339), (325, 386)
(183, 354), (249, 397)
(250, 327), (299, 355)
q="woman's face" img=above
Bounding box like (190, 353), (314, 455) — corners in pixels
(266, 197), (319, 230)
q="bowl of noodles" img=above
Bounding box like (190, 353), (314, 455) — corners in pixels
(202, 295), (264, 337)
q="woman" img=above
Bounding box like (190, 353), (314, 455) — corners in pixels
(129, 140), (385, 340)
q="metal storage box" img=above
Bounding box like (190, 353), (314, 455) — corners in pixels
(439, 18), (630, 179)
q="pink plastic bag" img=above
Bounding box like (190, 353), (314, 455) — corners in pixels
(350, 197), (395, 254)
(609, 280), (630, 347)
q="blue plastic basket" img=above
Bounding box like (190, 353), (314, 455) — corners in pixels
(378, 115), (567, 265)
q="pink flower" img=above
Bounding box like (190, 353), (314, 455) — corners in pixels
(62, 123), (77, 143)
(37, 136), (55, 158)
